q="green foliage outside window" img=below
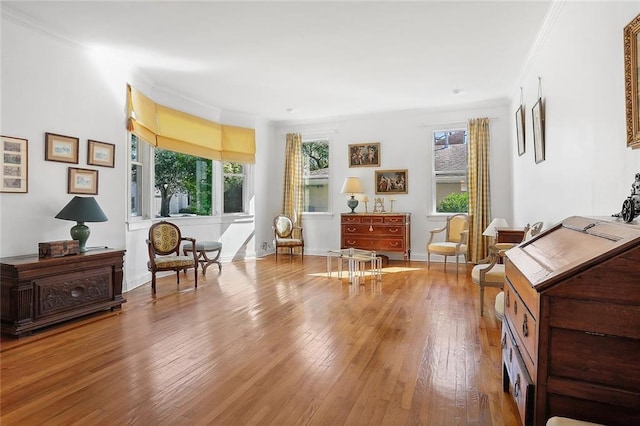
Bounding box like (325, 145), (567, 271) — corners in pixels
(155, 149), (212, 217)
(223, 162), (244, 213)
(437, 192), (468, 213)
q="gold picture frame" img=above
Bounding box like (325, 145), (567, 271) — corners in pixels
(1, 135), (28, 193)
(375, 169), (407, 194)
(45, 132), (79, 163)
(624, 13), (640, 149)
(88, 140), (115, 168)
(68, 167), (98, 195)
(349, 142), (380, 167)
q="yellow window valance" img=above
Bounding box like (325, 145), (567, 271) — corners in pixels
(126, 84), (255, 163)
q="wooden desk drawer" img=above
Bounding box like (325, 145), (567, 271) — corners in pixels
(503, 325), (535, 426)
(505, 279), (537, 369)
(342, 224), (405, 237)
(342, 237), (405, 252)
(505, 260), (539, 317)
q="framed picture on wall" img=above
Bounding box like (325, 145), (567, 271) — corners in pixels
(515, 105), (525, 156)
(45, 132), (79, 164)
(349, 142), (380, 167)
(532, 98), (545, 164)
(375, 169), (407, 194)
(0, 135), (28, 193)
(88, 140), (115, 168)
(68, 167), (98, 195)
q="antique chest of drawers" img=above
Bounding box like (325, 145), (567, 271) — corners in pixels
(502, 216), (640, 426)
(341, 213), (411, 260)
(1, 248), (126, 336)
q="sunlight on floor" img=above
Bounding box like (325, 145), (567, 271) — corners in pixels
(309, 266), (422, 278)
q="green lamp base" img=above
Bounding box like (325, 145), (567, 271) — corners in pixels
(70, 222), (90, 253)
(347, 196), (359, 214)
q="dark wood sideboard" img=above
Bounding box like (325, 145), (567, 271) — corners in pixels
(1, 248), (126, 337)
(502, 216), (640, 426)
(341, 213), (411, 260)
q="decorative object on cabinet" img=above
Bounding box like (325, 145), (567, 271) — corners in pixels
(0, 248), (126, 337)
(516, 87), (526, 156)
(502, 216), (640, 426)
(341, 177), (364, 213)
(482, 217), (509, 241)
(45, 132), (79, 163)
(87, 140), (115, 168)
(68, 167), (98, 195)
(147, 221), (198, 295)
(55, 196), (108, 253)
(624, 13), (640, 149)
(388, 195), (396, 212)
(532, 97), (545, 164)
(273, 214), (304, 261)
(375, 169), (407, 194)
(361, 195), (369, 212)
(348, 142), (380, 167)
(38, 240), (79, 258)
(373, 197), (385, 213)
(0, 135), (28, 193)
(613, 171), (640, 222)
(426, 213), (468, 276)
(341, 213), (411, 260)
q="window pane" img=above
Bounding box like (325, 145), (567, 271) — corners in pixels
(302, 140), (329, 212)
(223, 162), (244, 213)
(131, 134), (139, 162)
(433, 130), (468, 213)
(131, 163), (141, 217)
(154, 148), (212, 217)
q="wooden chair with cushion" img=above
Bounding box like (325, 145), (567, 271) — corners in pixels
(147, 221), (198, 295)
(273, 215), (304, 260)
(472, 221), (543, 316)
(427, 213), (468, 276)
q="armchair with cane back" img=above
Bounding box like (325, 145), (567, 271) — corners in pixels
(147, 221), (198, 295)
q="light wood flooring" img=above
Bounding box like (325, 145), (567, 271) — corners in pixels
(1, 255), (520, 425)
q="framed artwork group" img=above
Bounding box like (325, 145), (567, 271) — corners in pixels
(348, 141), (408, 194)
(1, 135), (28, 193)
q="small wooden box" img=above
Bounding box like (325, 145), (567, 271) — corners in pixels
(38, 240), (80, 258)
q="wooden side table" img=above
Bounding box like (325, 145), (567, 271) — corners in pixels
(495, 227), (525, 244)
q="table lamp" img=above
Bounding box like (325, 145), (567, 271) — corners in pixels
(361, 195), (369, 212)
(341, 177), (364, 213)
(55, 196), (108, 252)
(482, 218), (509, 239)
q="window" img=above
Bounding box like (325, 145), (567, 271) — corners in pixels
(154, 148), (212, 217)
(302, 139), (329, 212)
(433, 129), (468, 213)
(130, 135), (143, 217)
(223, 162), (245, 213)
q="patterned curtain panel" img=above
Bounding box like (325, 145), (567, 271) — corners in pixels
(282, 133), (303, 230)
(467, 118), (491, 264)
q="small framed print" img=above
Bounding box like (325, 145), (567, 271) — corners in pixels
(1, 135), (28, 193)
(515, 105), (525, 156)
(88, 140), (115, 168)
(532, 98), (545, 164)
(45, 132), (79, 164)
(375, 169), (407, 194)
(68, 167), (98, 195)
(349, 142), (380, 167)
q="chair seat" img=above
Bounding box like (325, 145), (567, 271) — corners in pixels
(471, 263), (505, 284)
(546, 417), (604, 426)
(428, 242), (467, 255)
(495, 291), (504, 321)
(185, 241), (222, 252)
(275, 238), (303, 247)
(148, 255), (194, 269)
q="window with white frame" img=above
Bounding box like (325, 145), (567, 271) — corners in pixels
(302, 139), (329, 213)
(129, 136), (252, 218)
(432, 129), (468, 213)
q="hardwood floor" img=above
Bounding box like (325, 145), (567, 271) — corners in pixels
(1, 255), (521, 425)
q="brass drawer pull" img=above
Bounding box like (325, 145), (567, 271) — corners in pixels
(347, 227), (357, 232)
(501, 333), (507, 348)
(389, 228), (399, 233)
(505, 290), (510, 307)
(522, 314), (529, 337)
(514, 300), (518, 315)
(509, 347), (513, 363)
(514, 374), (521, 397)
(369, 226), (374, 232)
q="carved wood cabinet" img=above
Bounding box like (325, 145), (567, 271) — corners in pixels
(1, 248), (126, 336)
(502, 216), (640, 426)
(341, 213), (411, 260)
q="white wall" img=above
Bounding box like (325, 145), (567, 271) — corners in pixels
(272, 100), (513, 261)
(511, 2), (640, 228)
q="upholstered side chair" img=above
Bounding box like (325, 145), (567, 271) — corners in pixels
(427, 213), (469, 276)
(273, 215), (304, 260)
(147, 221), (198, 295)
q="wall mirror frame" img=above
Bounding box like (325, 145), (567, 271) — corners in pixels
(624, 13), (640, 149)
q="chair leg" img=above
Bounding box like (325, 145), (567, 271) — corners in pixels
(427, 253), (431, 269)
(480, 285), (485, 316)
(194, 265), (198, 289)
(151, 273), (156, 295)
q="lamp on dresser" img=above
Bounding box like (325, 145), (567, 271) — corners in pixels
(55, 196), (108, 252)
(341, 177), (364, 213)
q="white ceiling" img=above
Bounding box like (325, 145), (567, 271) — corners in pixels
(3, 1), (552, 123)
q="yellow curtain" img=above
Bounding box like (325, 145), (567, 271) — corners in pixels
(467, 118), (491, 264)
(126, 84), (255, 163)
(222, 125), (256, 164)
(282, 133), (303, 229)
